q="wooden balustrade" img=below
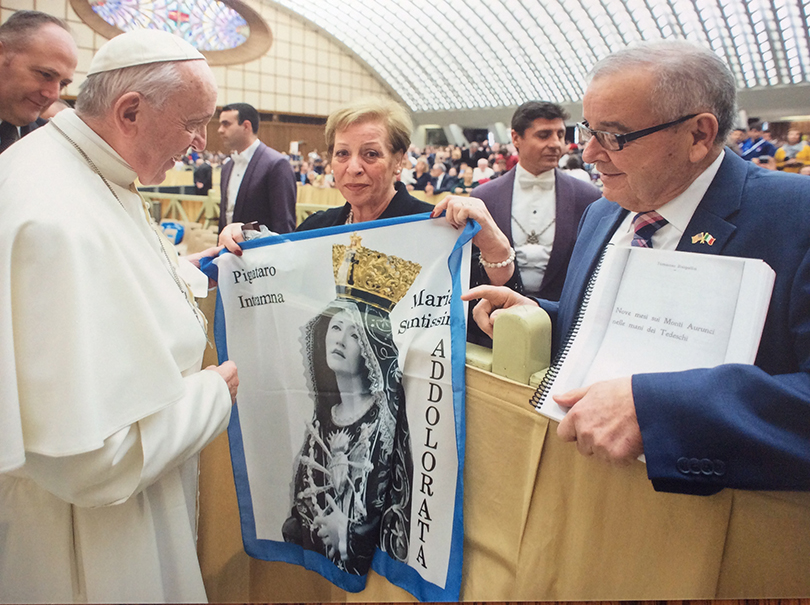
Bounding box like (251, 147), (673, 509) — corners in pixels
(140, 183), (456, 231)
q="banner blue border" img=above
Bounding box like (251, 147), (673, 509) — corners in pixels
(207, 213), (480, 601)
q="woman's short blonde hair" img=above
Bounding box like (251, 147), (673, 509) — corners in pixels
(325, 97), (412, 157)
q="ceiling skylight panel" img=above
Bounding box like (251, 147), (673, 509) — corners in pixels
(704, 21), (746, 87)
(563, 5), (601, 64)
(569, 37), (596, 64)
(718, 0), (765, 87)
(378, 20), (432, 106)
(793, 40), (810, 84)
(608, 3), (643, 42)
(745, 4), (771, 80)
(770, 31), (791, 82)
(474, 12), (528, 100)
(513, 1), (583, 100)
(633, 10), (661, 39)
(516, 0), (584, 95)
(618, 20), (642, 41)
(514, 56), (551, 100)
(658, 0), (688, 40)
(752, 29), (779, 85)
(452, 4), (518, 103)
(623, 0), (647, 12)
(660, 2), (735, 79)
(577, 2), (613, 58)
(269, 0), (810, 113)
(650, 0), (672, 20)
(623, 0), (658, 38)
(516, 57), (550, 96)
(654, 18), (676, 38)
(422, 14), (480, 109)
(594, 0), (632, 46)
(544, 0), (584, 46)
(590, 10), (614, 29)
(677, 2), (708, 41)
(773, 0), (809, 82)
(327, 6), (365, 37)
(694, 1), (727, 48)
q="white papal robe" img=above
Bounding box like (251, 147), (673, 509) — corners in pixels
(0, 110), (232, 603)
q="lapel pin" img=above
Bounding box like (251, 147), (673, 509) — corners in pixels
(691, 232), (716, 245)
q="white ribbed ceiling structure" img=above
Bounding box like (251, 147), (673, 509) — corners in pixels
(268, 0), (810, 112)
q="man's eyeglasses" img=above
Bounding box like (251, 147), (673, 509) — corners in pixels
(576, 114), (698, 151)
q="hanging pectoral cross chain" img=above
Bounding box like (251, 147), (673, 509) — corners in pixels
(512, 214), (555, 245)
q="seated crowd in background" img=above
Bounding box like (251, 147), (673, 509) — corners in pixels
(727, 121), (810, 174)
(180, 122), (810, 198)
(368, 138), (600, 195)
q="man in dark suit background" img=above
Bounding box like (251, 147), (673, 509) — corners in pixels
(471, 101), (601, 300)
(0, 11), (77, 153)
(217, 102), (296, 234)
(430, 162), (456, 193)
(193, 157), (212, 194)
(466, 40), (810, 494)
(461, 141), (487, 167)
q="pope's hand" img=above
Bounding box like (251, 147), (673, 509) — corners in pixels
(218, 222), (245, 256)
(461, 284), (538, 337)
(184, 245), (223, 268)
(183, 245), (223, 288)
(206, 360), (239, 404)
(554, 377), (644, 463)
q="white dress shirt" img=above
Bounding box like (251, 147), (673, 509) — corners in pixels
(511, 163), (557, 295)
(226, 137), (261, 224)
(472, 166), (494, 182)
(609, 152), (725, 250)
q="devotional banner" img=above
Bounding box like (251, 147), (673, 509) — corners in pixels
(210, 214), (475, 601)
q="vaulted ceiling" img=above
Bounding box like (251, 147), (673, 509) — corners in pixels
(267, 0), (810, 120)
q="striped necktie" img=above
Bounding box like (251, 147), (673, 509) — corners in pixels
(631, 211), (668, 248)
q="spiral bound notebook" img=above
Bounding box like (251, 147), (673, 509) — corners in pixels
(530, 245), (775, 421)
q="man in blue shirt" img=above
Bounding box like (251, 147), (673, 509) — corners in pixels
(740, 121), (777, 161)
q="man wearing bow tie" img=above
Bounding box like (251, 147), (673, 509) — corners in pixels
(471, 101), (600, 299)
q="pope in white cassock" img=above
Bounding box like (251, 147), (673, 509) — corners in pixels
(0, 30), (239, 603)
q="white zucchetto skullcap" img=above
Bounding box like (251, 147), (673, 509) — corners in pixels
(87, 29), (205, 76)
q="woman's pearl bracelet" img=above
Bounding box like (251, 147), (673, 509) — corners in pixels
(479, 247), (515, 269)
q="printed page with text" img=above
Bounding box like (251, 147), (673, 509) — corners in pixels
(535, 246), (775, 422)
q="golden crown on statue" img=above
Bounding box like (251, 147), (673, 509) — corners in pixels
(332, 233), (421, 312)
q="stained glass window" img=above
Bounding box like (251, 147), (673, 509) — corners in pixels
(89, 0), (249, 51)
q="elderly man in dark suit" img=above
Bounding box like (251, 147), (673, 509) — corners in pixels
(461, 141), (487, 168)
(0, 11), (77, 153)
(471, 101), (601, 300)
(217, 102), (296, 234)
(430, 161), (457, 193)
(466, 40), (810, 495)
